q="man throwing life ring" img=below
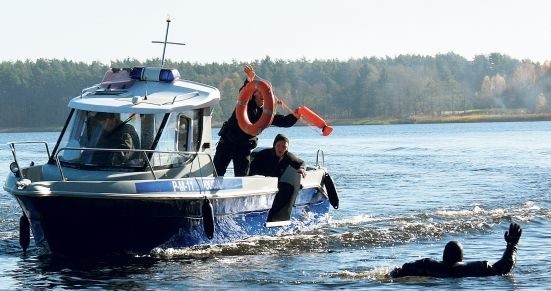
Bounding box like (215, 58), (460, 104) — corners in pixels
(213, 65), (300, 177)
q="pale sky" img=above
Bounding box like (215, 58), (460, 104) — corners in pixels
(1, 0), (550, 64)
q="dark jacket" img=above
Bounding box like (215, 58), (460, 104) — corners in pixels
(218, 81), (298, 149)
(249, 148), (306, 178)
(94, 123), (140, 166)
(390, 243), (518, 278)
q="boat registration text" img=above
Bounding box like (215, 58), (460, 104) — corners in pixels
(135, 178), (243, 193)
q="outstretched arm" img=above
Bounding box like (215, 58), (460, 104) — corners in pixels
(285, 152), (307, 177)
(238, 65), (256, 92)
(244, 65), (255, 82)
(272, 113), (299, 127)
(492, 223), (522, 275)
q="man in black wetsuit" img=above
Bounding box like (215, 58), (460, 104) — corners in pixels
(213, 66), (299, 177)
(390, 222), (522, 278)
(249, 133), (306, 178)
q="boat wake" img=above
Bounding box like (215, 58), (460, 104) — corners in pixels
(149, 200), (546, 259)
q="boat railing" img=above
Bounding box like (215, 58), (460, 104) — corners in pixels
(315, 149), (325, 167)
(51, 147), (214, 181)
(8, 141), (51, 159)
(7, 141), (51, 179)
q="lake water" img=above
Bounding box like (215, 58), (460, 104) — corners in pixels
(1, 122), (550, 289)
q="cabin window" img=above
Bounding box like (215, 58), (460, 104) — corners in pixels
(54, 109), (205, 170)
(55, 110), (164, 169)
(191, 109), (203, 152)
(177, 115), (190, 152)
(147, 110), (203, 169)
(176, 111), (202, 152)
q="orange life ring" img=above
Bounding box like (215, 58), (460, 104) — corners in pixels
(236, 80), (275, 136)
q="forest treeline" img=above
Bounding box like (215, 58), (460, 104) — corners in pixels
(1, 52), (551, 131)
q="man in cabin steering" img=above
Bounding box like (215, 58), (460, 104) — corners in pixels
(92, 112), (140, 166)
(213, 65), (300, 177)
(390, 222), (522, 278)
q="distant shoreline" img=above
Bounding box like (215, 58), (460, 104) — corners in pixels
(330, 112), (551, 125)
(0, 126), (63, 134)
(3, 113), (551, 134)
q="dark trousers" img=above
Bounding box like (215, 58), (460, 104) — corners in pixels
(213, 138), (251, 177)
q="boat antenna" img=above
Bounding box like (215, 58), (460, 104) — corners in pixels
(152, 15), (186, 67)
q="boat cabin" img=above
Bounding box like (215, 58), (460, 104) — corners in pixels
(48, 66), (220, 180)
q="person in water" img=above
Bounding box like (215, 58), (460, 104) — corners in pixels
(390, 222), (522, 278)
(213, 65), (300, 177)
(92, 112), (140, 166)
(249, 133), (306, 178)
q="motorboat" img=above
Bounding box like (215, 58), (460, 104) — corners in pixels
(4, 47), (338, 258)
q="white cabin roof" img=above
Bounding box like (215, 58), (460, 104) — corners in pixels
(68, 67), (220, 114)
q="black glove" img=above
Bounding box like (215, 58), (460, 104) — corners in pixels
(504, 223), (522, 246)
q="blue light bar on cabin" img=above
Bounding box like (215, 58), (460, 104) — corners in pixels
(129, 67), (180, 82)
(129, 67), (144, 80)
(160, 69), (180, 82)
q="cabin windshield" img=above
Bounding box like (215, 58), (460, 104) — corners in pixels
(54, 110), (202, 170)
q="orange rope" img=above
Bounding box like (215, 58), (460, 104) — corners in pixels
(275, 95), (323, 134)
(256, 73), (324, 134)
